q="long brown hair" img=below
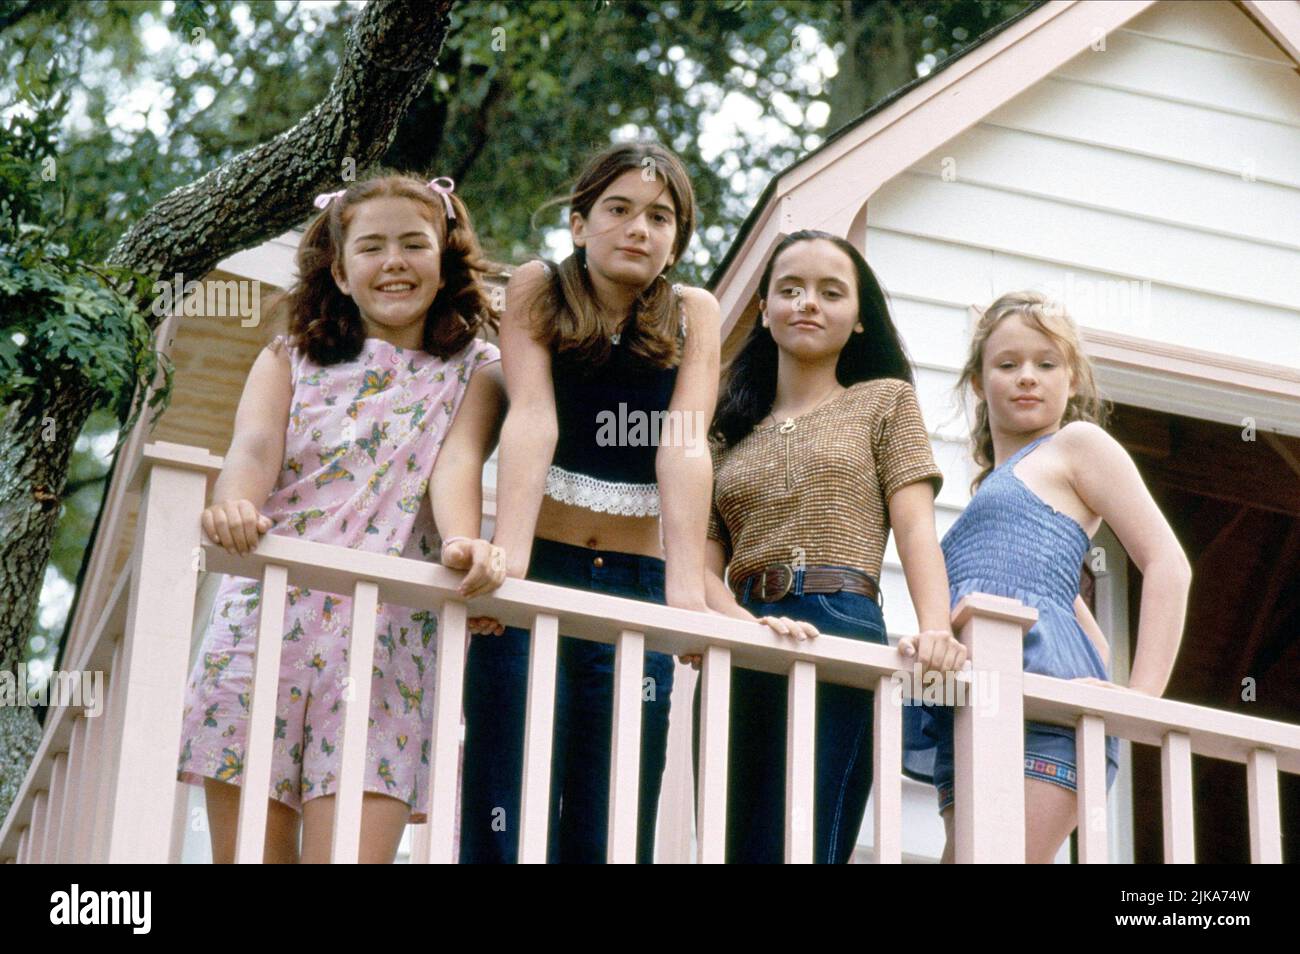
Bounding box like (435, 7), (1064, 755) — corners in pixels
(270, 170), (497, 365)
(530, 142), (697, 368)
(958, 290), (1109, 492)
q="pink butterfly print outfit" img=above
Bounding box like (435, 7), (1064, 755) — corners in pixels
(178, 334), (500, 822)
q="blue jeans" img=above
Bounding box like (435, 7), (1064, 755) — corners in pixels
(692, 569), (888, 863)
(460, 537), (675, 863)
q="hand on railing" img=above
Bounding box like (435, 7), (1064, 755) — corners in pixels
(201, 499), (273, 556)
(440, 537), (508, 636)
(679, 614), (821, 670)
(897, 629), (968, 676)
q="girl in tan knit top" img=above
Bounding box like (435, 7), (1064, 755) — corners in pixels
(693, 230), (966, 863)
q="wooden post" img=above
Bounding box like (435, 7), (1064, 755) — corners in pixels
(784, 660), (816, 864)
(1076, 713), (1109, 863)
(518, 613), (559, 863)
(104, 452), (207, 862)
(951, 594), (1036, 863)
(234, 563), (288, 863)
(1161, 731), (1195, 863)
(607, 630), (645, 863)
(417, 598), (469, 864)
(696, 645), (731, 864)
(1246, 748), (1282, 864)
(329, 580), (379, 863)
(873, 675), (903, 864)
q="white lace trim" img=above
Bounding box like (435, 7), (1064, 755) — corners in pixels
(544, 464), (661, 517)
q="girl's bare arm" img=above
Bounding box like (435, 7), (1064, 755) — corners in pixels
(430, 361), (506, 545)
(656, 285), (721, 612)
(204, 341), (293, 554)
(492, 261), (559, 578)
(1061, 421), (1191, 696)
(890, 480), (966, 673)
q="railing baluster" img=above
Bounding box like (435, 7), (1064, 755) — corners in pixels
(90, 639), (123, 864)
(235, 563), (289, 863)
(28, 792), (47, 865)
(784, 659), (816, 864)
(1076, 713), (1108, 863)
(519, 612), (559, 863)
(330, 580), (379, 864)
(16, 827), (30, 865)
(696, 645), (730, 864)
(608, 629), (645, 863)
(1161, 730), (1195, 863)
(73, 708), (104, 863)
(873, 674), (902, 864)
(73, 709), (103, 863)
(418, 598), (468, 864)
(43, 752), (68, 864)
(58, 719), (87, 863)
(168, 781), (189, 864)
(1246, 748), (1282, 864)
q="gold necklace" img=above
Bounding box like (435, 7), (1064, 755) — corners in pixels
(763, 383), (845, 429)
(765, 384), (844, 490)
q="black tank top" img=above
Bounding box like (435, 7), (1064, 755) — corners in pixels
(543, 267), (688, 517)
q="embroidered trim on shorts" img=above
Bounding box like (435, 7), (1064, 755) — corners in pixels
(1024, 754), (1078, 791)
(937, 754), (1080, 813)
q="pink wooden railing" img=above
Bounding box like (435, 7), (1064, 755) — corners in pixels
(2, 442), (1298, 863)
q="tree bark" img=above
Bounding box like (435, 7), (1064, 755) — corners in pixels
(0, 384), (97, 826)
(825, 0), (917, 134)
(106, 0), (454, 286)
(0, 0), (454, 830)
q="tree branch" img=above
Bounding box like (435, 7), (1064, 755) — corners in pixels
(453, 71), (508, 184)
(105, 0), (455, 314)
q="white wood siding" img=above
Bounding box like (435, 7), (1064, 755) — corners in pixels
(858, 0), (1300, 860)
(869, 0), (1300, 599)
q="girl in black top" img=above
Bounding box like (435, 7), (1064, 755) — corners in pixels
(456, 142), (721, 863)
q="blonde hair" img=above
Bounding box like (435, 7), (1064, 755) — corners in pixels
(957, 290), (1109, 492)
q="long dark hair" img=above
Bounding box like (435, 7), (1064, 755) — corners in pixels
(711, 230), (914, 449)
(269, 169), (497, 365)
(529, 141), (697, 369)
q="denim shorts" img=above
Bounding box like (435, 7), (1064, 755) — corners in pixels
(933, 722), (1120, 813)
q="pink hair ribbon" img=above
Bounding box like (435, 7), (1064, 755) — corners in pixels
(427, 177), (457, 220)
(313, 189), (345, 210)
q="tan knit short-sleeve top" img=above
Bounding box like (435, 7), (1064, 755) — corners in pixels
(708, 378), (943, 584)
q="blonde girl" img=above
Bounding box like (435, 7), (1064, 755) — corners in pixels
(903, 291), (1190, 863)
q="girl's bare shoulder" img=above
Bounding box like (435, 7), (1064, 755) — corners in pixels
(1057, 420), (1118, 453)
(1054, 420), (1131, 477)
(675, 284), (721, 328)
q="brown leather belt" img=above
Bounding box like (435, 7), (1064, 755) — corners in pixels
(731, 564), (881, 604)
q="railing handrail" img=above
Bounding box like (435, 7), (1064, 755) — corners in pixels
(1022, 674), (1300, 772)
(126, 441), (224, 494)
(202, 536), (909, 690)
